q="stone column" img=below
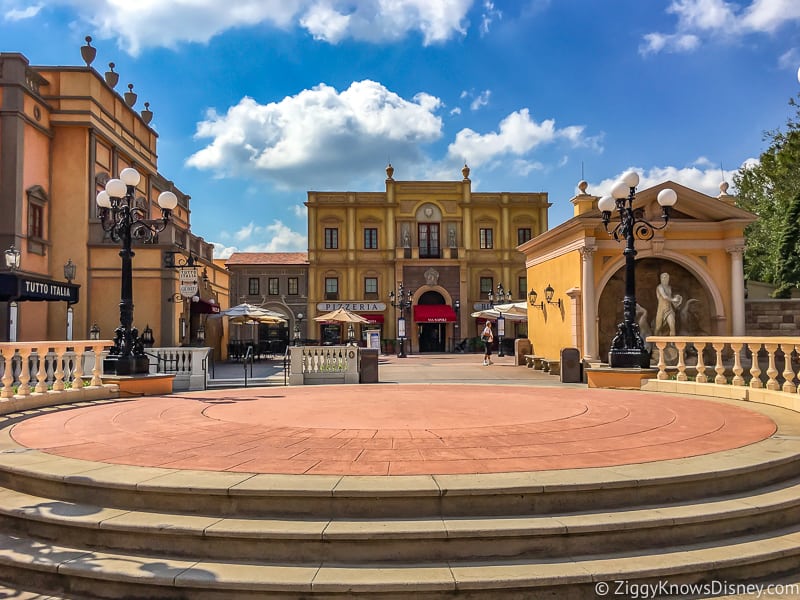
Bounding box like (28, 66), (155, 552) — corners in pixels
(727, 245), (746, 336)
(580, 245), (598, 360)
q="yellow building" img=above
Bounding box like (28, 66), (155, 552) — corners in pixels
(519, 180), (755, 364)
(0, 50), (228, 354)
(306, 164), (548, 352)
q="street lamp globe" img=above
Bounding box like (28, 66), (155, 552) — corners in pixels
(119, 168), (141, 187)
(597, 195), (615, 213)
(96, 190), (112, 208)
(105, 178), (127, 198)
(158, 191), (178, 210)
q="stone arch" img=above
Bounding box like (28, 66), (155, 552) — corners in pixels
(596, 252), (724, 359)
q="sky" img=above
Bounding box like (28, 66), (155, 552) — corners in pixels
(2, 0), (799, 258)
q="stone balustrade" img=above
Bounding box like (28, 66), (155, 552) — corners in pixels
(645, 335), (800, 413)
(0, 340), (118, 412)
(147, 346), (211, 391)
(289, 345), (360, 385)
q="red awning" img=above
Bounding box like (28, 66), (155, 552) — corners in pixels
(359, 314), (384, 324)
(413, 305), (457, 323)
(191, 298), (221, 314)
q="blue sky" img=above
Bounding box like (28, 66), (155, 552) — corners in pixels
(2, 0), (799, 257)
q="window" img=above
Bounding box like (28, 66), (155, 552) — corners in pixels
(364, 228), (378, 249)
(28, 203), (44, 239)
(418, 223), (440, 258)
(518, 277), (527, 301)
(479, 228), (494, 249)
(364, 277), (378, 297)
(325, 277), (339, 300)
(480, 277), (493, 298)
(288, 277), (299, 295)
(268, 277), (279, 295)
(517, 228), (532, 245)
(324, 228), (339, 249)
(248, 277), (260, 296)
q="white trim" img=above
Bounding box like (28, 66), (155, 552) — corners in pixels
(525, 238), (586, 268)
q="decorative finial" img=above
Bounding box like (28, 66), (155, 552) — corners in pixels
(104, 62), (119, 88)
(124, 83), (137, 108)
(578, 180), (589, 195)
(80, 36), (96, 67)
(385, 163), (394, 181)
(462, 163), (470, 180)
(141, 102), (153, 125)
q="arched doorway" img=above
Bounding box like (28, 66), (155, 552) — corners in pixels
(416, 290), (447, 352)
(597, 258), (713, 360)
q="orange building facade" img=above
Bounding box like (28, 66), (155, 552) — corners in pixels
(0, 51), (228, 353)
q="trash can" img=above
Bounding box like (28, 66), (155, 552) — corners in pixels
(359, 348), (379, 383)
(560, 347), (582, 383)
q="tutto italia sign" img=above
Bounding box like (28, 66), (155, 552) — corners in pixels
(316, 302), (386, 312)
(0, 273), (79, 303)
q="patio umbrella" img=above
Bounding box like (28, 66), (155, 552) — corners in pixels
(313, 307), (370, 323)
(470, 301), (528, 322)
(213, 303), (287, 324)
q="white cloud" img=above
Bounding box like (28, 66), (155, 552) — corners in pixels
(587, 159), (757, 198)
(643, 0), (800, 55)
(187, 80), (443, 189)
(450, 107), (462, 116)
(480, 0), (502, 35)
(4, 3), (42, 21)
(300, 0), (472, 45)
(212, 220), (307, 257)
(292, 204), (308, 218)
(640, 32), (700, 55)
(778, 48), (800, 70)
(27, 0), (474, 55)
(470, 89), (491, 111)
(446, 108), (602, 169)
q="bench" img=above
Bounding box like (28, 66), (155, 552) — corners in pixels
(546, 360), (561, 376)
(524, 355), (546, 370)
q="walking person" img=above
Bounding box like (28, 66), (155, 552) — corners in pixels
(481, 321), (494, 366)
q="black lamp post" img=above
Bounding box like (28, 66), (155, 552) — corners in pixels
(294, 312), (304, 346)
(389, 282), (413, 358)
(489, 283), (512, 357)
(96, 168), (177, 375)
(597, 171), (677, 368)
(63, 258), (76, 341)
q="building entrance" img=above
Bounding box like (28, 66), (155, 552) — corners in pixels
(418, 322), (445, 352)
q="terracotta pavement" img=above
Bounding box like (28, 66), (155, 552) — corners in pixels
(9, 354), (776, 476)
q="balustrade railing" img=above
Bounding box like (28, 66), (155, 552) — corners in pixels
(0, 340), (113, 402)
(288, 345), (360, 385)
(146, 346), (210, 391)
(645, 336), (800, 411)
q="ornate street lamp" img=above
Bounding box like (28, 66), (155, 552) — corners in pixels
(4, 245), (20, 272)
(89, 323), (100, 340)
(489, 283), (512, 357)
(96, 168), (178, 375)
(63, 258), (76, 341)
(597, 172), (677, 368)
(529, 289), (544, 309)
(389, 282), (413, 358)
(294, 312), (304, 346)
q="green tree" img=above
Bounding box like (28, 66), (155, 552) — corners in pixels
(734, 94), (800, 295)
(773, 190), (800, 298)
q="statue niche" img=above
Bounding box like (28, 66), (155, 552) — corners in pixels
(598, 259), (712, 363)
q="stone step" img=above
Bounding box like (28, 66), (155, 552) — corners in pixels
(0, 476), (799, 564)
(0, 434), (798, 519)
(0, 527), (798, 599)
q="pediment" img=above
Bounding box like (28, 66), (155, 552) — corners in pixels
(634, 181), (755, 223)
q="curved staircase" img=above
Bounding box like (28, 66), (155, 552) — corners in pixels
(0, 400), (797, 598)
